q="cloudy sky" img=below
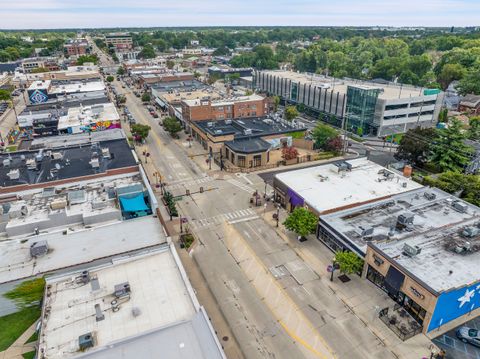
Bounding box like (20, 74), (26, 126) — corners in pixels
(1, 0), (478, 29)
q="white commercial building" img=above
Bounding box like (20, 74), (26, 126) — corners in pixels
(38, 245), (226, 359)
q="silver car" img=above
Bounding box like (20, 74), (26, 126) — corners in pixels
(456, 326), (480, 347)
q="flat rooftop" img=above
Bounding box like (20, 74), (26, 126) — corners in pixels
(364, 190), (480, 293)
(57, 103), (120, 131)
(0, 215), (166, 284)
(275, 157), (423, 214)
(195, 117), (301, 139)
(50, 81), (105, 95)
(150, 79), (205, 92)
(183, 93), (263, 107)
(0, 138), (137, 190)
(260, 70), (430, 100)
(39, 246), (224, 359)
(160, 89), (222, 104)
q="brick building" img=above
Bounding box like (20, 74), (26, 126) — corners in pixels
(182, 94), (267, 123)
(105, 33), (133, 50)
(64, 39), (90, 56)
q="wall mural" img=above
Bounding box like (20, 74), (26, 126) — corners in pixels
(28, 89), (49, 104)
(428, 281), (480, 332)
(79, 120), (121, 133)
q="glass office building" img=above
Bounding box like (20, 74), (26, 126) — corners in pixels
(345, 86), (381, 136)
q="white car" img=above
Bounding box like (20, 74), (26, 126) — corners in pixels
(456, 326), (480, 347)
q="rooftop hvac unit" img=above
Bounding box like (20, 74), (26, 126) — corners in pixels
(50, 199), (67, 210)
(402, 243), (422, 257)
(30, 240), (48, 258)
(2, 158), (10, 167)
(424, 191), (436, 200)
(90, 158), (100, 169)
(94, 304), (104, 322)
(78, 333), (95, 351)
(243, 129), (252, 135)
(51, 152), (63, 160)
(452, 201), (468, 213)
(7, 169), (20, 180)
(225, 119), (232, 124)
(397, 212), (415, 225)
(462, 226), (480, 238)
(207, 122), (214, 127)
(214, 130), (223, 135)
(114, 282), (131, 298)
(101, 148), (110, 159)
(78, 270), (90, 284)
(35, 149), (44, 162)
(26, 158), (36, 170)
(359, 226), (374, 237)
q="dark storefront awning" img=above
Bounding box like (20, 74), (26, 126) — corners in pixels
(384, 266), (405, 295)
(287, 188), (304, 207)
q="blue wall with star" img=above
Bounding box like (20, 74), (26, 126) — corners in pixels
(428, 281), (480, 332)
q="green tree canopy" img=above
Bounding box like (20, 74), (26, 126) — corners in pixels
(141, 92), (151, 103)
(311, 123), (339, 150)
(163, 116), (182, 137)
(131, 124), (151, 141)
(76, 54), (98, 65)
(430, 119), (474, 172)
(457, 68), (480, 95)
(437, 63), (466, 90)
(138, 44), (156, 59)
(0, 89), (12, 102)
(117, 67), (125, 75)
(284, 106), (298, 122)
(468, 117), (480, 141)
(106, 75), (114, 82)
(334, 251), (364, 275)
(283, 207), (317, 237)
(395, 127), (436, 166)
(424, 172), (480, 207)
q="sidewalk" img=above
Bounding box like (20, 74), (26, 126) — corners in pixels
(0, 322), (37, 359)
(260, 204), (438, 359)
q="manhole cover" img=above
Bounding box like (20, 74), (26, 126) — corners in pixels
(222, 336), (229, 342)
(338, 274), (351, 283)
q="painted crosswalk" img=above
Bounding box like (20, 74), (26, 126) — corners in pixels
(165, 176), (214, 190)
(187, 208), (258, 230)
(226, 179), (255, 194)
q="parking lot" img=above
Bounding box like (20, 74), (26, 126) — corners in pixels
(434, 317), (480, 359)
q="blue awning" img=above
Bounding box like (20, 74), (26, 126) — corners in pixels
(119, 194), (149, 212)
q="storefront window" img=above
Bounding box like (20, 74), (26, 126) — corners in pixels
(237, 155), (246, 167)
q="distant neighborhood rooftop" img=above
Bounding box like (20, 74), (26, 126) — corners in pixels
(39, 245), (225, 359)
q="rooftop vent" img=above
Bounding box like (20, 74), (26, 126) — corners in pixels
(243, 128), (252, 135)
(214, 129), (223, 135)
(30, 240), (48, 258)
(359, 226), (374, 237)
(424, 191), (436, 200)
(114, 282), (131, 298)
(225, 119), (232, 124)
(7, 169), (20, 180)
(2, 158), (11, 167)
(396, 212), (415, 231)
(94, 304), (104, 322)
(463, 226), (480, 238)
(90, 158), (100, 169)
(207, 122), (214, 127)
(78, 270), (90, 285)
(78, 333), (95, 351)
(452, 201), (468, 213)
(403, 243), (422, 257)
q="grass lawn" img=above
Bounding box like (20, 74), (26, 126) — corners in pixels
(22, 351), (36, 359)
(25, 330), (38, 344)
(0, 306), (41, 351)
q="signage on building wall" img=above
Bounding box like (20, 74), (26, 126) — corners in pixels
(410, 286), (425, 300)
(428, 281), (480, 332)
(29, 89), (48, 104)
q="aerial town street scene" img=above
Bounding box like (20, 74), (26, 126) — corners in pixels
(0, 1), (479, 359)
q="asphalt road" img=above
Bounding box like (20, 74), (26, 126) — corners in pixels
(434, 318), (480, 359)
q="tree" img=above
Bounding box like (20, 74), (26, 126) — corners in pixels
(282, 145), (299, 160)
(284, 106), (298, 122)
(131, 124), (151, 141)
(76, 54), (98, 65)
(437, 63), (466, 90)
(334, 251), (364, 275)
(212, 46), (230, 56)
(163, 116), (182, 137)
(138, 44), (155, 59)
(166, 60), (175, 69)
(457, 68), (480, 95)
(31, 67), (49, 73)
(468, 117), (480, 141)
(325, 136), (343, 153)
(424, 172), (480, 207)
(430, 119), (474, 172)
(438, 108), (449, 123)
(117, 67), (125, 75)
(311, 123), (338, 150)
(395, 127), (436, 166)
(106, 75), (114, 82)
(0, 89), (12, 102)
(141, 92), (151, 103)
(272, 96), (280, 112)
(283, 207), (317, 238)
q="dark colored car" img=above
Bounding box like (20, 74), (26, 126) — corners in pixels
(456, 326), (480, 347)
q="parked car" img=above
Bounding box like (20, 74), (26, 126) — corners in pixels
(456, 326), (480, 347)
(152, 112), (159, 118)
